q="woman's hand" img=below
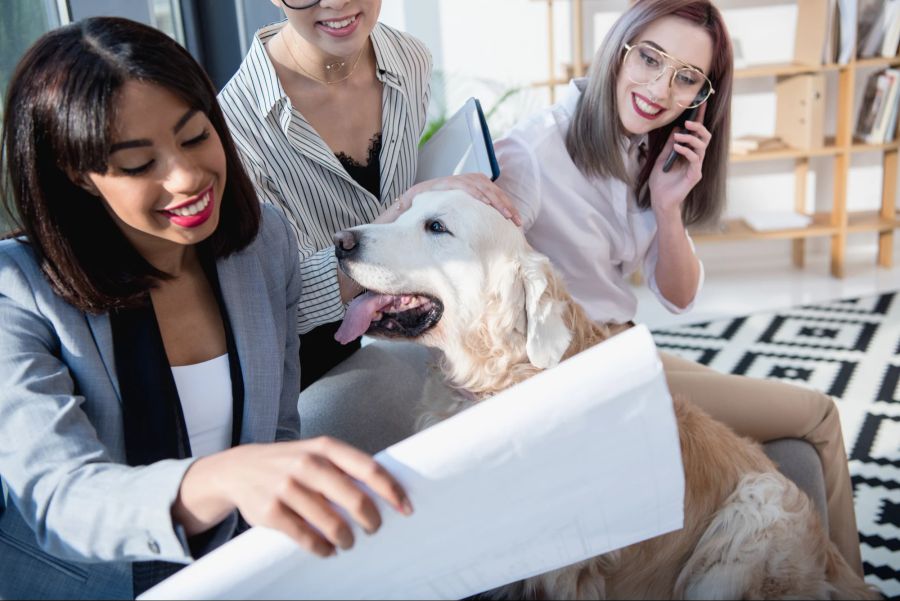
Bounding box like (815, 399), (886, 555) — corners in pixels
(648, 103), (711, 218)
(375, 173), (522, 226)
(173, 437), (412, 557)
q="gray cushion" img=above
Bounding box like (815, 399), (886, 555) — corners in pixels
(763, 438), (828, 532)
(298, 340), (430, 455)
(298, 340), (828, 529)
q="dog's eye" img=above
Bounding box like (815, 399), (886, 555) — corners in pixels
(426, 219), (451, 235)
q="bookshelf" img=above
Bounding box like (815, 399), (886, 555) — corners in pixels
(535, 0), (900, 277)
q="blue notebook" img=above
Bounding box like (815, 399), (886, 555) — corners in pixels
(414, 97), (501, 183)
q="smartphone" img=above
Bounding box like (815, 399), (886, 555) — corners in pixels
(661, 94), (705, 173)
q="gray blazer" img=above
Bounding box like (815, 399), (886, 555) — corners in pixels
(0, 205), (302, 599)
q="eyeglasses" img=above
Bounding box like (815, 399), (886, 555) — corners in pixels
(281, 0), (321, 9)
(622, 42), (715, 109)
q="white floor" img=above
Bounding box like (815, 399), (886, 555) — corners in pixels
(634, 235), (900, 329)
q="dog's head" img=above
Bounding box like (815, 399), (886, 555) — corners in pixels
(334, 190), (574, 391)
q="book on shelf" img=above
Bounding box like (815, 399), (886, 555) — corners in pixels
(730, 135), (787, 155)
(875, 68), (900, 143)
(855, 69), (900, 144)
(742, 211), (813, 232)
(888, 75), (900, 141)
(882, 0), (900, 58)
(855, 70), (886, 141)
(823, 0), (840, 64)
(869, 70), (895, 143)
(837, 0), (858, 64)
(858, 0), (887, 58)
(857, 0), (900, 58)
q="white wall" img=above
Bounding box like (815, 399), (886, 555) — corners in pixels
(381, 0), (895, 267)
(380, 0), (560, 133)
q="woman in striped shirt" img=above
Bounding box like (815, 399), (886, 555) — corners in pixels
(220, 0), (518, 388)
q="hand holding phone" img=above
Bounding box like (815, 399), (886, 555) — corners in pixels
(661, 94), (705, 173)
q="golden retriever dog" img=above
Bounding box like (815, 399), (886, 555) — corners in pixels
(333, 190), (877, 600)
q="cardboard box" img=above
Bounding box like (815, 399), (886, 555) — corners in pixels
(794, 0), (830, 65)
(775, 73), (826, 148)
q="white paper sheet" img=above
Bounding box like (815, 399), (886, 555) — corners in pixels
(141, 325), (684, 600)
(742, 211), (813, 232)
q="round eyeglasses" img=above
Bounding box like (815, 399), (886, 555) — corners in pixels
(281, 0), (321, 9)
(622, 42), (715, 109)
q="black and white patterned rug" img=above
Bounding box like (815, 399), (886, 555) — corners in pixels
(651, 292), (900, 598)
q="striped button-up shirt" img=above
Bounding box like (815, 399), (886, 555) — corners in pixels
(219, 21), (431, 334)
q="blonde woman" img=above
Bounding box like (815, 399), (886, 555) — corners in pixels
(495, 0), (864, 576)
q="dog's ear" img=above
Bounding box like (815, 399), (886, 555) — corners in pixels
(520, 250), (572, 369)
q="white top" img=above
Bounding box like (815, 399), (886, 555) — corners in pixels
(171, 354), (233, 458)
(494, 79), (704, 324)
(219, 22), (431, 334)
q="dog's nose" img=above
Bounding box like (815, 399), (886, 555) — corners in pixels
(333, 230), (359, 259)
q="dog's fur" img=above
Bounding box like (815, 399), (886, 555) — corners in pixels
(336, 190), (878, 599)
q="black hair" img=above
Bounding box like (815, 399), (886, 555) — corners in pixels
(1, 17), (261, 312)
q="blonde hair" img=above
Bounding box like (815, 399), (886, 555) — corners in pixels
(565, 0), (733, 227)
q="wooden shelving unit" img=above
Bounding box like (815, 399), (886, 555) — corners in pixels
(537, 0), (900, 277)
(703, 49), (899, 277)
(732, 62), (842, 79)
(696, 212), (840, 242)
(729, 141), (842, 163)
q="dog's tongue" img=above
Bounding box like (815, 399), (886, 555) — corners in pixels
(335, 292), (394, 344)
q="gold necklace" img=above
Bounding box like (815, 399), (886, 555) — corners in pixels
(282, 33), (366, 86)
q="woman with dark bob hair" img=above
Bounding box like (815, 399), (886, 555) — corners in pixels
(0, 17), (411, 599)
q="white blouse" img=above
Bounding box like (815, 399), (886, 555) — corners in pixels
(494, 79), (704, 325)
(171, 354), (233, 458)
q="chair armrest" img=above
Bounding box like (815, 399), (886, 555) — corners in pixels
(763, 438), (828, 532)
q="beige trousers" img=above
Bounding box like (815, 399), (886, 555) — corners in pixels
(660, 351), (864, 577)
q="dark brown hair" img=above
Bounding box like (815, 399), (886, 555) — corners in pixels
(565, 0), (733, 226)
(1, 17), (261, 312)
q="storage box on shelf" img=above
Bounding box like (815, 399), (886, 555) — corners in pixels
(697, 55), (900, 277)
(533, 0), (900, 278)
(775, 72), (826, 149)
